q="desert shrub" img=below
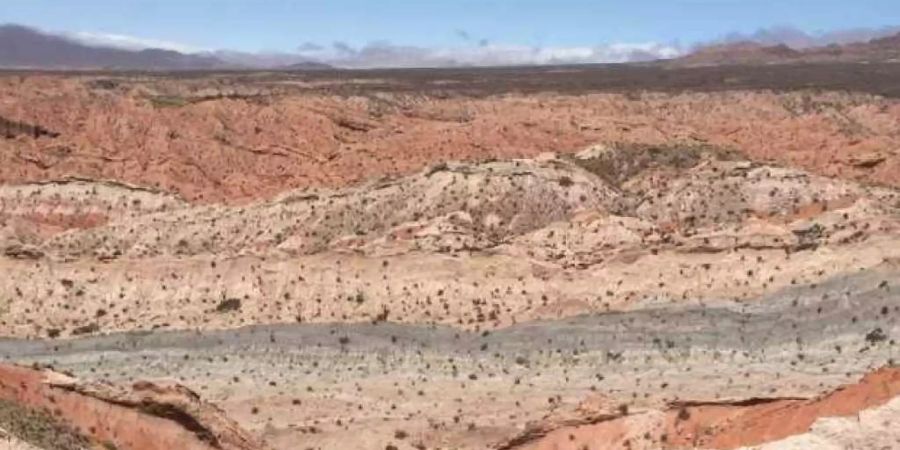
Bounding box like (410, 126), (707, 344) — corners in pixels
(215, 298), (242, 313)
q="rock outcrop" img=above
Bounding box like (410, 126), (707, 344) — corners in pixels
(0, 364), (264, 450)
(501, 367), (900, 450)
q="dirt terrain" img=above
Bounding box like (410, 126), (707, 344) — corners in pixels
(0, 66), (898, 449)
(1, 72), (900, 204)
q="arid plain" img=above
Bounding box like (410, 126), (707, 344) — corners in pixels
(0, 65), (898, 449)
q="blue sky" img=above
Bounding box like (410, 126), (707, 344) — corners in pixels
(3, 0), (900, 53)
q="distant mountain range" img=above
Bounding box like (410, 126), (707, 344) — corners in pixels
(4, 22), (900, 71)
(676, 31), (900, 66)
(0, 24), (331, 71)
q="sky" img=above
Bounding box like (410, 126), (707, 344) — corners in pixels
(3, 0), (900, 66)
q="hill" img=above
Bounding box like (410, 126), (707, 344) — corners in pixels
(0, 24), (228, 70)
(678, 31), (900, 65)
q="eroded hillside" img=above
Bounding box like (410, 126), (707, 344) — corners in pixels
(1, 76), (899, 204)
(0, 71), (897, 450)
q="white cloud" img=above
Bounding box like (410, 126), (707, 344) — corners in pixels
(67, 31), (207, 54)
(296, 41), (683, 69)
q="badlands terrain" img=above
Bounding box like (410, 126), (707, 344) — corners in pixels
(0, 65), (898, 449)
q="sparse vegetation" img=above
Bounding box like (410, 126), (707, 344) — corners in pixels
(216, 298), (242, 313)
(148, 95), (189, 108)
(0, 399), (92, 450)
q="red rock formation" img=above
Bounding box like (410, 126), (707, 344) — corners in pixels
(502, 367), (900, 450)
(1, 77), (898, 205)
(0, 364), (265, 450)
(666, 367), (900, 449)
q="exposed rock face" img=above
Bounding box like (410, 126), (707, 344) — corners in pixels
(664, 367), (900, 449)
(1, 76), (899, 204)
(1, 149), (896, 338)
(0, 364), (264, 450)
(0, 146), (895, 449)
(503, 367), (900, 450)
(745, 396), (900, 449)
(0, 71), (898, 449)
(0, 179), (185, 252)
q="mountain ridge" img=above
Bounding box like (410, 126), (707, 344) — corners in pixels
(678, 30), (900, 65)
(0, 24), (331, 71)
